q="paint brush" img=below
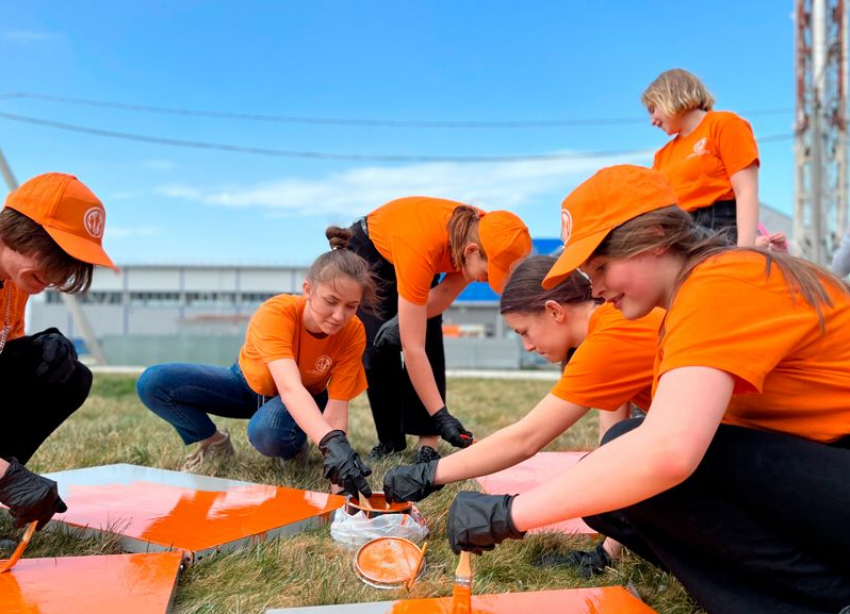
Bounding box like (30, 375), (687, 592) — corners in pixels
(0, 521), (37, 574)
(358, 490), (374, 511)
(451, 550), (473, 614)
(405, 541), (428, 590)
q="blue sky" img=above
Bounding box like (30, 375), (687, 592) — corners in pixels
(2, 1), (797, 266)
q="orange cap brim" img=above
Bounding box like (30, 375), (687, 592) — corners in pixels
(44, 226), (117, 270)
(542, 227), (610, 289)
(487, 263), (510, 294)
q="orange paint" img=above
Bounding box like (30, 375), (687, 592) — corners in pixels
(355, 537), (423, 587)
(268, 587), (660, 613)
(0, 552), (182, 614)
(54, 479), (343, 553)
(387, 587), (658, 614)
(450, 583), (472, 614)
(476, 452), (594, 535)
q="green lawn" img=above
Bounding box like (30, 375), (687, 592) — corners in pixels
(5, 374), (701, 614)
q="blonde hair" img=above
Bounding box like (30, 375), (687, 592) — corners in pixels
(446, 205), (483, 269)
(592, 206), (850, 330)
(641, 68), (715, 117)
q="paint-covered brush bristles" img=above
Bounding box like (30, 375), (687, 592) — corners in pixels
(451, 550), (472, 613)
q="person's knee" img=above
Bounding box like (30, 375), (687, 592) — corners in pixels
(136, 365), (172, 408)
(600, 417), (644, 446)
(63, 362), (92, 410)
(247, 422), (303, 458)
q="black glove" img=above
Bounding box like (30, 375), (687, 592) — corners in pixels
(447, 492), (525, 555)
(383, 460), (443, 502)
(31, 328), (78, 383)
(0, 458), (67, 531)
(432, 407), (473, 448)
(373, 315), (401, 351)
(318, 430), (373, 498)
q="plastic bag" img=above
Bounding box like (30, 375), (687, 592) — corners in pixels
(330, 505), (429, 548)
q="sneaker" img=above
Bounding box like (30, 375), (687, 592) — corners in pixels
(369, 441), (404, 461)
(535, 542), (612, 578)
(414, 445), (441, 464)
(182, 430), (235, 472)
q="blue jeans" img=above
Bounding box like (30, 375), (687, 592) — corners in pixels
(136, 362), (328, 459)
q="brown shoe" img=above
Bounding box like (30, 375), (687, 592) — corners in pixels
(182, 430), (235, 472)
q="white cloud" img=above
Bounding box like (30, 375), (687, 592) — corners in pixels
(4, 31), (53, 43)
(154, 150), (652, 217)
(107, 226), (160, 239)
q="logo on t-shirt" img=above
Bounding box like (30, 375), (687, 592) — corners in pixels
(686, 137), (709, 160)
(314, 355), (332, 373)
(561, 209), (573, 246)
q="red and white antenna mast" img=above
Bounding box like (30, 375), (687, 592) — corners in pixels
(795, 0), (848, 264)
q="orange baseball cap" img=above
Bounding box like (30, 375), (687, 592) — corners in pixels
(542, 165), (678, 289)
(479, 210), (532, 294)
(4, 172), (115, 269)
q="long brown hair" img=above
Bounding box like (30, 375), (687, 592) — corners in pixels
(0, 208), (93, 293)
(446, 205), (482, 269)
(500, 255), (600, 315)
(314, 226), (380, 313)
(592, 206), (850, 329)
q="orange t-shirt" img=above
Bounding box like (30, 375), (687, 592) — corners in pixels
(367, 197), (481, 306)
(550, 303), (662, 411)
(652, 111), (759, 212)
(0, 280), (30, 341)
(655, 251), (850, 443)
(238, 294), (367, 400)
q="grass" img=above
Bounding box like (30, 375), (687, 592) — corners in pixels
(5, 374), (702, 614)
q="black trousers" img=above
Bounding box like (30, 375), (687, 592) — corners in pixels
(691, 199), (738, 244)
(0, 335), (93, 465)
(584, 418), (850, 614)
(346, 221), (446, 449)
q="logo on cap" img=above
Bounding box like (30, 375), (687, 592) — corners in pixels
(561, 209), (573, 246)
(84, 208), (105, 239)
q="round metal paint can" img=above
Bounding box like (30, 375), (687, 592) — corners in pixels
(344, 492), (413, 519)
(353, 536), (426, 589)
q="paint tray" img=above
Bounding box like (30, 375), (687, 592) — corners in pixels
(41, 463), (344, 564)
(266, 586), (659, 613)
(0, 551), (182, 614)
(476, 452), (595, 535)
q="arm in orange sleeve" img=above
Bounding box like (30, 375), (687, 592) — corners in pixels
(434, 394), (590, 485)
(731, 163), (759, 247)
(509, 366), (734, 532)
(426, 272), (469, 318)
(267, 358), (340, 444)
(398, 297), (445, 414)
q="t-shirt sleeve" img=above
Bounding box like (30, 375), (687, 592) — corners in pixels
(391, 234), (438, 305)
(658, 268), (815, 394)
(550, 329), (652, 411)
(715, 114), (759, 176)
(327, 320), (368, 400)
(249, 301), (297, 363)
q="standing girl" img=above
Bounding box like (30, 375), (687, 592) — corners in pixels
(446, 165), (850, 614)
(330, 197), (531, 463)
(643, 68), (762, 246)
(137, 238), (376, 498)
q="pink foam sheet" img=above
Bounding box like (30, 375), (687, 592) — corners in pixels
(476, 452), (594, 535)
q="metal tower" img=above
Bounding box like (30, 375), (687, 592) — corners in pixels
(795, 0), (848, 265)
